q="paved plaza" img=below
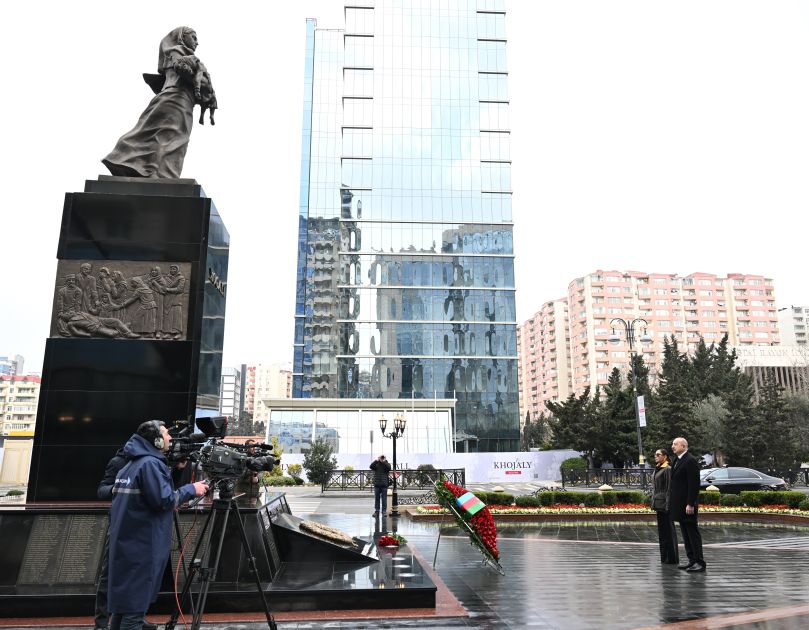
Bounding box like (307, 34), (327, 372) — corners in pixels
(7, 485), (809, 630)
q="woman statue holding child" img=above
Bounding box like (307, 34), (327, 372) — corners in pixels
(102, 27), (217, 179)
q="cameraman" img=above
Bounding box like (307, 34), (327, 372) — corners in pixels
(370, 454), (391, 517)
(235, 439), (261, 499)
(107, 421), (207, 630)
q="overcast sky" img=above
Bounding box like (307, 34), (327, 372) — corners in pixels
(2, 1), (808, 375)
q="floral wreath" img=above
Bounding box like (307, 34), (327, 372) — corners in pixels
(435, 479), (502, 572)
(299, 520), (355, 546)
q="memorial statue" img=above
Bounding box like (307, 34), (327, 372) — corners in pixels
(102, 27), (217, 179)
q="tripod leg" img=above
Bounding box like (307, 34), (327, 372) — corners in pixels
(191, 503), (230, 630)
(172, 512), (192, 583)
(165, 508), (216, 630)
(231, 500), (278, 630)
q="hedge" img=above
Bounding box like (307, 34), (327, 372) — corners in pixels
(515, 495), (540, 508)
(799, 499), (809, 511)
(613, 490), (647, 504)
(262, 476), (298, 486)
(476, 491), (514, 506)
(720, 494), (743, 507)
(740, 490), (806, 508)
(560, 457), (588, 471)
(699, 491), (721, 505)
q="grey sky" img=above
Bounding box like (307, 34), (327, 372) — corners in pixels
(2, 1), (808, 374)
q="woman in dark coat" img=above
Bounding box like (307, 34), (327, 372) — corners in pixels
(652, 448), (679, 564)
(103, 27), (214, 178)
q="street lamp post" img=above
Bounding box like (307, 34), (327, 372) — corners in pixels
(609, 318), (652, 470)
(379, 412), (407, 517)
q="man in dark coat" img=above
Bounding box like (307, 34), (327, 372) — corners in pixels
(108, 421), (207, 630)
(669, 436), (706, 572)
(370, 454), (391, 517)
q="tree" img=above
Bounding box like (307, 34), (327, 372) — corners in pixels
(785, 393), (809, 458)
(691, 394), (730, 464)
(548, 388), (596, 460)
(647, 337), (697, 452)
(268, 435), (285, 476)
(302, 438), (337, 485)
(522, 412), (550, 450)
(750, 369), (793, 470)
(593, 368), (636, 466)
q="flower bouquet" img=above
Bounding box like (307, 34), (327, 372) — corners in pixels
(434, 479), (503, 574)
(377, 531), (407, 547)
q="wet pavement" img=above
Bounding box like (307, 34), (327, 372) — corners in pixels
(7, 488), (809, 629)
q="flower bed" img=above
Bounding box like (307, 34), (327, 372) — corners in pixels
(416, 502), (809, 517)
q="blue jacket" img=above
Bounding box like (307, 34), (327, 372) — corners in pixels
(108, 434), (197, 613)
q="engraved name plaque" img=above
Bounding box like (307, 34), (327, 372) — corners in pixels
(16, 514), (106, 586)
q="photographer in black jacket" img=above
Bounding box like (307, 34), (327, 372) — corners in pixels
(370, 454), (391, 517)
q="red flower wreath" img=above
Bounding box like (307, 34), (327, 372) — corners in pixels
(436, 480), (499, 561)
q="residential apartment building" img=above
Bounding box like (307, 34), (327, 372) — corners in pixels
(291, 0), (520, 452)
(251, 364), (292, 425)
(518, 271), (780, 415)
(778, 306), (808, 347)
(1, 375), (41, 436)
(517, 299), (570, 426)
(0, 354), (24, 377)
(218, 366), (243, 418)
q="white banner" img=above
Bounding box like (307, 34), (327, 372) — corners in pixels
(277, 449), (580, 484)
(637, 395), (646, 427)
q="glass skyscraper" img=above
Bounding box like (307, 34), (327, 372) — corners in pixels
(293, 0), (518, 452)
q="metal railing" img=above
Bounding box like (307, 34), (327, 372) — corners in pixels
(766, 469), (809, 488)
(321, 468), (465, 492)
(561, 467), (652, 489)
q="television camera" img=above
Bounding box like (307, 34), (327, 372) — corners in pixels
(167, 416), (277, 488)
(164, 416), (279, 630)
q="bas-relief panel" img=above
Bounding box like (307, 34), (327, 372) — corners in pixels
(50, 260), (191, 341)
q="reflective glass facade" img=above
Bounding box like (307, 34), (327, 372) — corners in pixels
(269, 408), (453, 454)
(293, 0), (518, 451)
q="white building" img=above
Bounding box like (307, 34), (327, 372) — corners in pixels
(733, 345), (809, 400)
(778, 306), (808, 347)
(0, 354), (24, 377)
(218, 366), (242, 417)
(251, 364), (292, 425)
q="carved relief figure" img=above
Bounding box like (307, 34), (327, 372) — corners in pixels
(57, 275), (83, 319)
(58, 310), (139, 339)
(97, 267), (114, 302)
(78, 263), (100, 315)
(147, 266), (167, 337)
(56, 274), (137, 339)
(102, 27), (216, 178)
(162, 265), (187, 340)
(52, 262), (190, 340)
(124, 277), (158, 337)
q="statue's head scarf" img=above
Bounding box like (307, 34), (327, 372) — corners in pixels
(158, 27), (197, 74)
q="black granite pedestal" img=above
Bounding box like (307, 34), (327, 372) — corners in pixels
(0, 493), (435, 617)
(27, 176), (229, 501)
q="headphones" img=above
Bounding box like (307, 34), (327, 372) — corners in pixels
(151, 420), (165, 450)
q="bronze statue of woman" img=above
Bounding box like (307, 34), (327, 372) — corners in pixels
(102, 27), (216, 179)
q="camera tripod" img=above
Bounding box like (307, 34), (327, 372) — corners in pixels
(165, 481), (277, 630)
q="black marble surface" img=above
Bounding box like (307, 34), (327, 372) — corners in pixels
(28, 177), (228, 501)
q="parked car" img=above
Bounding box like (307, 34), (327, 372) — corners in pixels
(699, 467), (787, 493)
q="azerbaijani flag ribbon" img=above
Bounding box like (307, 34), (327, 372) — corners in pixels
(456, 491), (485, 516)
